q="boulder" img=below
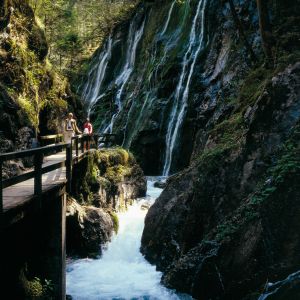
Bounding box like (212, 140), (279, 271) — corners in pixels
(154, 180), (166, 189)
(66, 198), (114, 258)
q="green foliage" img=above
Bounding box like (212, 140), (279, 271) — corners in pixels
(109, 211), (119, 233)
(2, 5), (68, 135)
(19, 267), (54, 299)
(29, 0), (140, 75)
(74, 148), (135, 204)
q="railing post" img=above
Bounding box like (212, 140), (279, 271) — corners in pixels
(75, 136), (79, 157)
(34, 152), (43, 196)
(81, 136), (84, 153)
(94, 134), (99, 149)
(0, 159), (3, 215)
(66, 144), (72, 193)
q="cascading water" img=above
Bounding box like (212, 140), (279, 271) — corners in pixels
(81, 0), (209, 175)
(160, 0), (176, 37)
(122, 0), (190, 149)
(80, 15), (145, 130)
(258, 270), (300, 300)
(104, 18), (145, 134)
(66, 178), (192, 300)
(81, 36), (113, 116)
(163, 0), (207, 176)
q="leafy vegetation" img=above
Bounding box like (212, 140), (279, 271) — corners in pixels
(29, 0), (140, 76)
(73, 148), (136, 204)
(0, 1), (69, 136)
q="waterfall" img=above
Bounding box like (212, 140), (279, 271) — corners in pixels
(66, 178), (192, 300)
(81, 36), (113, 116)
(258, 270), (300, 300)
(160, 0), (176, 36)
(104, 18), (145, 133)
(163, 0), (207, 176)
(122, 0), (188, 148)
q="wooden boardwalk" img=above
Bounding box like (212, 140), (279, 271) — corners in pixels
(1, 133), (117, 224)
(3, 152), (67, 212)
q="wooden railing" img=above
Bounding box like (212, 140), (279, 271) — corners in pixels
(0, 133), (117, 214)
(0, 143), (70, 215)
(40, 134), (64, 146)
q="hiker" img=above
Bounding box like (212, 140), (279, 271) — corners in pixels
(64, 112), (82, 143)
(83, 118), (93, 150)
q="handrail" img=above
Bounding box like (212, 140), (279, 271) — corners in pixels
(40, 134), (64, 147)
(0, 143), (71, 215)
(0, 133), (117, 215)
(0, 143), (69, 162)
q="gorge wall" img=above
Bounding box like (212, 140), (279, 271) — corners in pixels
(0, 0), (82, 157)
(78, 0), (300, 299)
(78, 0), (270, 175)
(139, 1), (300, 300)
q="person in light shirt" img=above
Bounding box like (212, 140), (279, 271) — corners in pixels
(64, 112), (82, 143)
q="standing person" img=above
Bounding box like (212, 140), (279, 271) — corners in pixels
(83, 118), (93, 150)
(64, 112), (82, 143)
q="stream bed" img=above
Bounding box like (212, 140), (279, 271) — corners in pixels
(66, 178), (191, 300)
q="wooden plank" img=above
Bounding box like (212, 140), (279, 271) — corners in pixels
(2, 167), (67, 211)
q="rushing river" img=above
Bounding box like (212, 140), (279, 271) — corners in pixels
(66, 178), (191, 300)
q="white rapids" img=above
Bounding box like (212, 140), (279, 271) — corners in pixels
(66, 178), (191, 300)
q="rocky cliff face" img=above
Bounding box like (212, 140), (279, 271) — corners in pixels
(78, 0), (263, 175)
(79, 0), (300, 297)
(139, 0), (300, 298)
(0, 0), (80, 154)
(67, 148), (146, 257)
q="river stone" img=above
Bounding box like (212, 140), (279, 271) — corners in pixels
(66, 197), (114, 258)
(154, 181), (166, 189)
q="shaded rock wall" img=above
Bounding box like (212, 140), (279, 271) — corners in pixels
(81, 0), (262, 175)
(140, 0), (300, 298)
(141, 61), (300, 299)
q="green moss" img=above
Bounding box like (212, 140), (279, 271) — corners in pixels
(196, 112), (246, 177)
(109, 211), (119, 233)
(73, 148), (138, 205)
(19, 269), (54, 299)
(1, 7), (69, 135)
(213, 124), (300, 243)
(105, 165), (131, 183)
(238, 66), (272, 109)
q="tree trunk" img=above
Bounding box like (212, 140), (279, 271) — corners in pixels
(228, 0), (257, 63)
(256, 0), (274, 64)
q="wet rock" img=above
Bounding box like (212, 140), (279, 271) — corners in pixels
(66, 198), (114, 258)
(141, 62), (300, 299)
(154, 180), (166, 189)
(68, 148), (146, 257)
(71, 148), (147, 210)
(141, 203), (150, 210)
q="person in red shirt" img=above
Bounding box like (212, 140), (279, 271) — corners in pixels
(83, 118), (93, 150)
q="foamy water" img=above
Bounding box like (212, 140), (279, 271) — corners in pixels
(66, 178), (191, 300)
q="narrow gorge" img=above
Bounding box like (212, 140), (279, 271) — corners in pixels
(1, 0), (299, 299)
